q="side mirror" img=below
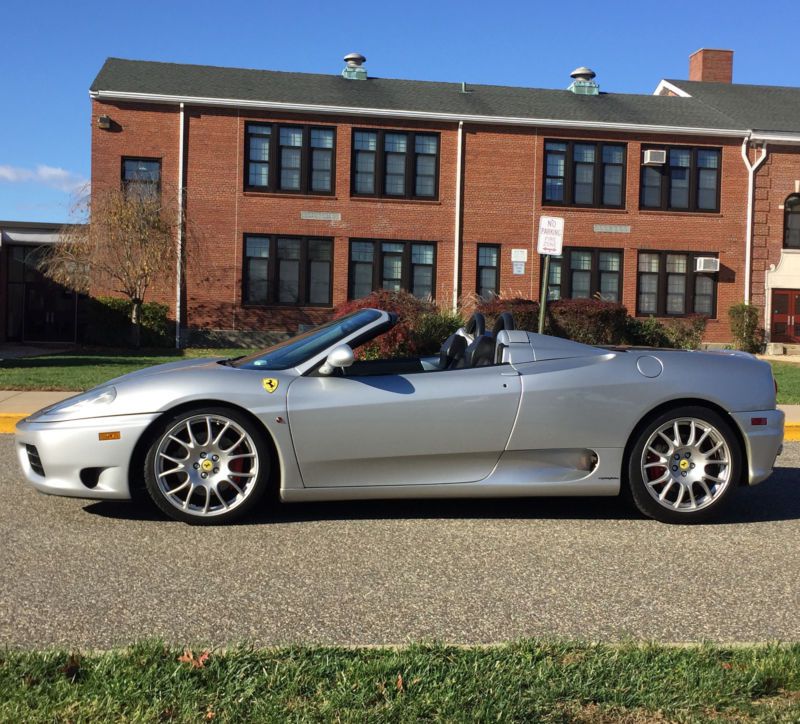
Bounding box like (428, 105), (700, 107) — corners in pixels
(319, 344), (355, 376)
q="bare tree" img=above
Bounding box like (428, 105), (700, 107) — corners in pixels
(44, 184), (181, 347)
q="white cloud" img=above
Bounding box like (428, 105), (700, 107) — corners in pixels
(0, 163), (88, 193)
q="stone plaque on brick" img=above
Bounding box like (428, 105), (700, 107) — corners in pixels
(593, 224), (631, 234)
(300, 211), (342, 221)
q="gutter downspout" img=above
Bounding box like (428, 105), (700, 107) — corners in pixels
(452, 121), (464, 310)
(740, 137), (768, 305)
(175, 102), (185, 348)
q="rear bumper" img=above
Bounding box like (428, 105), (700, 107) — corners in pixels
(730, 409), (785, 485)
(15, 413), (158, 500)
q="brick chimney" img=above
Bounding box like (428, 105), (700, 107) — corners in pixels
(689, 49), (733, 83)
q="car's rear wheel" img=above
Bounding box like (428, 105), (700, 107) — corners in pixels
(144, 406), (271, 524)
(627, 406), (742, 524)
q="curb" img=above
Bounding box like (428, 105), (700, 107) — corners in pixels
(2, 413), (799, 440)
(0, 414), (26, 434)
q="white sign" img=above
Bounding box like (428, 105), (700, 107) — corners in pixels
(511, 248), (528, 262)
(537, 216), (564, 255)
(512, 261), (526, 275)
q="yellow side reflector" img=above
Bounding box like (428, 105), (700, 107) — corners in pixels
(98, 431), (121, 441)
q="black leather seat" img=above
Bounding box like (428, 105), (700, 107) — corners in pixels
(438, 333), (467, 370)
(463, 334), (496, 367)
(492, 312), (515, 336)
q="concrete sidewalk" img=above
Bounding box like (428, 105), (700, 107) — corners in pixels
(1, 389), (798, 439)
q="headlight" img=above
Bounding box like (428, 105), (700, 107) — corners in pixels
(30, 386), (117, 420)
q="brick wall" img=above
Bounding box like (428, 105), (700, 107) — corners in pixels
(92, 99), (758, 344)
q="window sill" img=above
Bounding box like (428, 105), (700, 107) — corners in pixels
(635, 313), (717, 321)
(241, 304), (334, 310)
(243, 191), (338, 199)
(351, 196), (442, 206)
(638, 209), (721, 218)
(541, 205), (628, 214)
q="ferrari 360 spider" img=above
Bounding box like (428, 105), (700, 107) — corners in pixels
(15, 308), (784, 524)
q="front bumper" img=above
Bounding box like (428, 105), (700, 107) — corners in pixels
(730, 409), (785, 485)
(15, 413), (158, 500)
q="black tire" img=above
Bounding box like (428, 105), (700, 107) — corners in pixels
(144, 406), (272, 525)
(626, 405), (742, 524)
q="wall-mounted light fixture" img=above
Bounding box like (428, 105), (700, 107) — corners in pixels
(97, 115), (112, 130)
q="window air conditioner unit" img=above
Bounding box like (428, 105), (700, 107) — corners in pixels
(643, 149), (667, 165)
(695, 257), (720, 273)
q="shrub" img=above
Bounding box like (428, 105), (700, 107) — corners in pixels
(624, 316), (669, 347)
(729, 303), (765, 353)
(83, 296), (173, 348)
(660, 315), (707, 350)
(333, 290), (458, 358)
(548, 299), (629, 345)
(473, 296), (540, 334)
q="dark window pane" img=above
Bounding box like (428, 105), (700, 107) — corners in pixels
(384, 133), (407, 152)
(123, 159), (160, 183)
(351, 242), (375, 299)
(574, 163), (594, 204)
(415, 135), (437, 154)
(411, 244), (434, 265)
(354, 131), (377, 150)
(571, 270), (591, 298)
(638, 274), (658, 313)
(666, 274), (686, 314)
(641, 167), (661, 207)
(277, 238), (300, 303)
(249, 163), (269, 187)
(546, 154), (565, 178)
(574, 144), (595, 163)
(412, 266), (433, 298)
(694, 275), (714, 314)
(280, 147), (301, 190)
(478, 246), (498, 267)
(602, 145), (624, 164)
(311, 148), (332, 192)
(479, 268), (497, 297)
(599, 273), (619, 301)
(697, 167), (717, 210)
(545, 177), (564, 202)
(355, 150), (375, 194)
(385, 152), (405, 195)
(603, 165), (622, 206)
(670, 167), (689, 208)
(308, 260), (330, 305)
(310, 129), (334, 148)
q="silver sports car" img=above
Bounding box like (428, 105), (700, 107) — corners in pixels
(15, 308), (784, 525)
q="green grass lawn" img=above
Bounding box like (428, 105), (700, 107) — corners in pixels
(771, 361), (800, 405)
(0, 348), (256, 391)
(1, 641), (798, 722)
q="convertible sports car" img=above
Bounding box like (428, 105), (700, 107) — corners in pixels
(16, 308), (784, 525)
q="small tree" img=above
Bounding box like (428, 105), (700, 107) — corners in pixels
(729, 303), (765, 353)
(44, 185), (181, 347)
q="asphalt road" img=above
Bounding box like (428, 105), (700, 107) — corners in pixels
(1, 437), (798, 648)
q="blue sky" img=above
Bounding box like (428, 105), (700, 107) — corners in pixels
(0, 0), (796, 222)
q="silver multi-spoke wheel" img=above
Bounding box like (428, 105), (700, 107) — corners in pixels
(152, 413), (260, 519)
(641, 417), (731, 512)
(627, 406), (742, 523)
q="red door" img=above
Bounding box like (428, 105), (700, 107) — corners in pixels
(771, 289), (800, 343)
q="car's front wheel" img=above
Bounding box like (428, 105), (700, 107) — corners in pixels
(627, 406), (742, 524)
(144, 406), (271, 524)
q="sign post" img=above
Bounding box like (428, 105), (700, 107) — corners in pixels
(536, 216), (564, 334)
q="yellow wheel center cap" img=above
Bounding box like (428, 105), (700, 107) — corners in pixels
(679, 459), (690, 471)
(201, 459), (213, 472)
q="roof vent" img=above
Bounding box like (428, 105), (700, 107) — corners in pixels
(568, 67), (599, 95)
(342, 53), (367, 80)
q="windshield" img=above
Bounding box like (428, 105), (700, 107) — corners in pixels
(232, 309), (383, 370)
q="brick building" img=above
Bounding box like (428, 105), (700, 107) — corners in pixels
(85, 49), (800, 347)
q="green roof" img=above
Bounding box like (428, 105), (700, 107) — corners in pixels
(664, 79), (800, 134)
(91, 58), (748, 133)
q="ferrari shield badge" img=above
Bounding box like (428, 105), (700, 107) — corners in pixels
(262, 378), (279, 394)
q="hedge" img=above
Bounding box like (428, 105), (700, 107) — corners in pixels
(82, 296), (173, 348)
